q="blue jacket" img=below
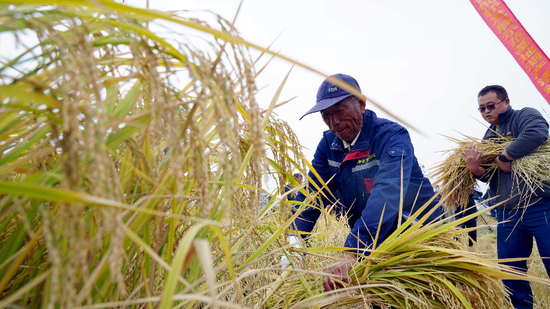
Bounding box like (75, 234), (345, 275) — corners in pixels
(292, 110), (440, 253)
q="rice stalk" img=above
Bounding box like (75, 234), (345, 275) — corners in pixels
(0, 1), (304, 307)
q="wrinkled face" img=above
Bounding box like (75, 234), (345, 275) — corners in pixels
(321, 97), (365, 142)
(478, 91), (509, 127)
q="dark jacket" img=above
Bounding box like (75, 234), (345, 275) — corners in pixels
(479, 106), (549, 207)
(284, 183), (297, 201)
(292, 110), (440, 253)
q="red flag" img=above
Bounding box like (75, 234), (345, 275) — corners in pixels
(470, 0), (550, 104)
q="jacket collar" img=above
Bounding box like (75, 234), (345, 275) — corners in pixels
(330, 109), (373, 152)
(497, 106), (514, 127)
(485, 106), (514, 137)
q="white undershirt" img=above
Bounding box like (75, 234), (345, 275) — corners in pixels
(342, 129), (361, 151)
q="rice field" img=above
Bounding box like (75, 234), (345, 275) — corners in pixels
(1, 2), (549, 308)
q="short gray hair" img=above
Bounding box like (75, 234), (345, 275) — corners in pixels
(350, 96), (359, 109)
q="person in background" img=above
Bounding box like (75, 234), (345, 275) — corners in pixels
(284, 173), (303, 201)
(463, 84), (550, 309)
(286, 73), (441, 291)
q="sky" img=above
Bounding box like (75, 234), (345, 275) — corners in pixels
(129, 0), (550, 191)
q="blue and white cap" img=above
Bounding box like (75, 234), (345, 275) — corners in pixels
(300, 73), (361, 120)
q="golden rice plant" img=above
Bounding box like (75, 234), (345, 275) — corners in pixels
(432, 133), (550, 210)
(0, 1), (306, 307)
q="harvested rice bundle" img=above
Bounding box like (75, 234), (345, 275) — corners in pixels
(342, 222), (516, 308)
(268, 204), (548, 309)
(432, 134), (550, 210)
(513, 139), (550, 194)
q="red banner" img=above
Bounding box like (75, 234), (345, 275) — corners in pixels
(470, 0), (550, 104)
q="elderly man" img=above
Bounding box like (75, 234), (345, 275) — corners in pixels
(464, 85), (550, 309)
(289, 73), (440, 291)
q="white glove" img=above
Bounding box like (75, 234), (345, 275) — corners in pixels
(281, 235), (305, 269)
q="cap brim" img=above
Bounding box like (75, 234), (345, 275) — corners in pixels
(299, 93), (353, 120)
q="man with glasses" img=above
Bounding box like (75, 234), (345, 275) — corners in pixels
(464, 85), (550, 309)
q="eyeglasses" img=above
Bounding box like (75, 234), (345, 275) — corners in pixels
(478, 98), (506, 113)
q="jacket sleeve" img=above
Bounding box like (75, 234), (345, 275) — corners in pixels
(506, 108), (549, 159)
(344, 125), (415, 253)
(291, 133), (338, 236)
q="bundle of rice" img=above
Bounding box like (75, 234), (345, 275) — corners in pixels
(263, 202), (549, 309)
(431, 134), (550, 210)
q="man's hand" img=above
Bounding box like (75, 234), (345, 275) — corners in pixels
(463, 145), (485, 176)
(323, 252), (356, 292)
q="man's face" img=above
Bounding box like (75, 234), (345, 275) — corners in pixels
(478, 91), (509, 126)
(321, 97), (365, 142)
